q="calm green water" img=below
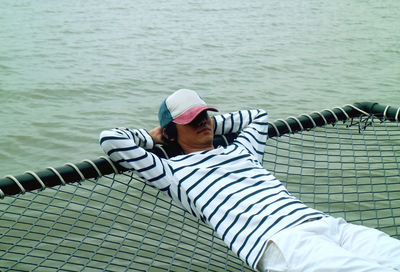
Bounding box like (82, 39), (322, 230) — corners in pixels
(1, 0), (399, 176)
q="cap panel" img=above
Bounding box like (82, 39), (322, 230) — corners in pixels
(165, 89), (207, 119)
(158, 99), (173, 129)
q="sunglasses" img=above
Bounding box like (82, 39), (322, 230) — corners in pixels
(189, 111), (209, 127)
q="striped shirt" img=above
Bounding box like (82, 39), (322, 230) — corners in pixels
(99, 109), (324, 269)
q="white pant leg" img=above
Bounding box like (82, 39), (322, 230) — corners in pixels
(257, 217), (400, 272)
(257, 240), (287, 272)
(337, 217), (400, 270)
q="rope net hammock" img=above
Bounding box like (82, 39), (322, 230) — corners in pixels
(1, 102), (399, 271)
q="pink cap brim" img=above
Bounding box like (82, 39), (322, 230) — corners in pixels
(173, 105), (218, 125)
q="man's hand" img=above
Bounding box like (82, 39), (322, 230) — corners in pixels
(149, 127), (164, 145)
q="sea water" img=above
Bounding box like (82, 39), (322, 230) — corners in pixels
(1, 0), (399, 175)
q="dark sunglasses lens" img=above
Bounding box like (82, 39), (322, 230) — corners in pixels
(191, 111), (208, 125)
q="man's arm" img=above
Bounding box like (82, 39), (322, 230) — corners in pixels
(99, 127), (174, 195)
(213, 109), (268, 162)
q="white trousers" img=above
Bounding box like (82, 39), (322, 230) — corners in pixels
(257, 216), (400, 272)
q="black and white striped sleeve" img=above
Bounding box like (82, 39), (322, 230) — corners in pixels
(99, 128), (174, 193)
(213, 109), (268, 162)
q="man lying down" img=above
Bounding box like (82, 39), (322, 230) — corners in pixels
(100, 89), (400, 272)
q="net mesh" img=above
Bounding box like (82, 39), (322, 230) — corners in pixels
(264, 116), (400, 236)
(1, 112), (400, 271)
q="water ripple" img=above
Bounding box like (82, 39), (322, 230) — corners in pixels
(0, 0), (399, 175)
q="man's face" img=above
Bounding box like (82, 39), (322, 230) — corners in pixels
(175, 111), (215, 152)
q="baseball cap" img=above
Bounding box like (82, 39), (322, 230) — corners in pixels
(158, 89), (218, 129)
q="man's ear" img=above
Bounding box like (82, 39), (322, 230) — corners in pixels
(162, 127), (176, 142)
(162, 128), (169, 140)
